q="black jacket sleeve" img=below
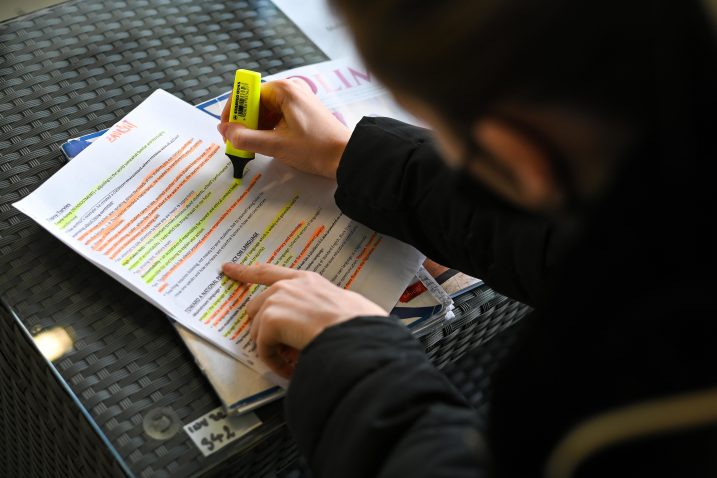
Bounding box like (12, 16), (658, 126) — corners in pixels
(286, 316), (491, 478)
(335, 117), (559, 306)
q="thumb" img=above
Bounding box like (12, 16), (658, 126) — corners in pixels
(226, 124), (280, 157)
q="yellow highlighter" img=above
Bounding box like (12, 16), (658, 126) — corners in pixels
(225, 69), (261, 181)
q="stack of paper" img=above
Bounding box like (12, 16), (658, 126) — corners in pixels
(16, 58), (427, 412)
(51, 58), (482, 413)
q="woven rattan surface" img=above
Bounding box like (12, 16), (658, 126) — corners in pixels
(0, 0), (530, 476)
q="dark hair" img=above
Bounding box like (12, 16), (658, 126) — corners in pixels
(330, 0), (716, 155)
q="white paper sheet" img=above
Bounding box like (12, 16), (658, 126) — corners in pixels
(272, 0), (357, 59)
(175, 323), (284, 412)
(14, 88), (423, 377)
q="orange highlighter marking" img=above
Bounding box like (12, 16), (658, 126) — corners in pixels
(160, 174), (261, 283)
(344, 234), (382, 290)
(93, 140), (201, 249)
(215, 220), (305, 332)
(290, 225), (324, 268)
(79, 139), (195, 244)
(114, 143), (219, 244)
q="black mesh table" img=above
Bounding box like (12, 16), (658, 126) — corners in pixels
(0, 1), (531, 476)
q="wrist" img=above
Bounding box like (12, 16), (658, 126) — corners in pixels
(323, 132), (350, 180)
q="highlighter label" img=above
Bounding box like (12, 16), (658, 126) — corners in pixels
(232, 82), (250, 121)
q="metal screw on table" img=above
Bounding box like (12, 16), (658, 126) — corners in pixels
(143, 407), (182, 441)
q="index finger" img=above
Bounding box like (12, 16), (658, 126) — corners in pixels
(222, 263), (303, 286)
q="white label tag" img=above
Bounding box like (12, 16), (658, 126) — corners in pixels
(415, 265), (455, 320)
(184, 406), (262, 457)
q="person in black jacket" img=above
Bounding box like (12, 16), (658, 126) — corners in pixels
(218, 0), (717, 476)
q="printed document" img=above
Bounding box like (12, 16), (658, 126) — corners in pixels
(271, 0), (357, 59)
(14, 81), (423, 376)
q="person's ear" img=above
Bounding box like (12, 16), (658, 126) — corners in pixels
(473, 119), (563, 209)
